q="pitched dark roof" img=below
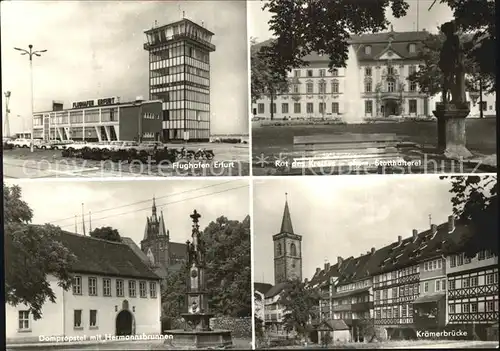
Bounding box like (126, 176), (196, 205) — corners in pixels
(121, 237), (169, 279)
(264, 282), (290, 298)
(52, 230), (160, 280)
(318, 319), (349, 331)
(280, 200), (294, 234)
(254, 282), (273, 295)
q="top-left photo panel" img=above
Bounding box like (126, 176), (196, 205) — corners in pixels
(1, 0), (250, 178)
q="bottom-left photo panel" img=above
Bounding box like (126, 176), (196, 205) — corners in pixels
(4, 179), (252, 350)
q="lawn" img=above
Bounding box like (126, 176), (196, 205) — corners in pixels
(252, 118), (497, 157)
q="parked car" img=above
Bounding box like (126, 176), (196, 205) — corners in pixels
(10, 138), (31, 148)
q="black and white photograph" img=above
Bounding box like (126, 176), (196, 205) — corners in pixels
(2, 1), (250, 178)
(253, 175), (498, 349)
(4, 179), (252, 349)
(250, 0), (496, 175)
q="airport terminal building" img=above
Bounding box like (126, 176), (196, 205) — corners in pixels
(32, 18), (216, 142)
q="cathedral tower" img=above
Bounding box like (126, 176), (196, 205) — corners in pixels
(273, 194), (302, 284)
(140, 197), (170, 268)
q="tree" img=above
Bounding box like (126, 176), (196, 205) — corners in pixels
(261, 0), (409, 75)
(441, 175), (498, 257)
(160, 215), (251, 320)
(279, 279), (318, 338)
(204, 215), (252, 317)
(4, 183), (76, 320)
(90, 226), (121, 242)
(251, 38), (290, 120)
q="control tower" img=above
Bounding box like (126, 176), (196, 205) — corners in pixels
(144, 18), (215, 142)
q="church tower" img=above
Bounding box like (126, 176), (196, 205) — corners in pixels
(140, 197), (170, 269)
(273, 194), (302, 285)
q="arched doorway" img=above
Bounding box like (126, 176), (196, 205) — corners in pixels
(116, 310), (133, 336)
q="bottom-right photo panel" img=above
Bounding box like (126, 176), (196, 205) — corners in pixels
(253, 175), (498, 349)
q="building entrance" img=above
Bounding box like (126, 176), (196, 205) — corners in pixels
(116, 310), (133, 336)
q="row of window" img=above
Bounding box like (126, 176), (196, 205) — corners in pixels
(148, 42), (210, 64)
(293, 68), (340, 78)
(375, 283), (420, 301)
(448, 272), (498, 290)
(150, 64), (210, 80)
(18, 309), (98, 331)
(149, 73), (209, 87)
(72, 276), (157, 299)
(288, 79), (417, 95)
(450, 250), (495, 268)
(424, 259), (444, 272)
(423, 278), (447, 293)
(151, 89), (210, 104)
(333, 295), (370, 306)
(275, 242), (298, 256)
(258, 102), (341, 115)
(449, 300), (499, 314)
(375, 304), (413, 319)
(162, 109), (210, 122)
(374, 266), (419, 284)
(336, 280), (370, 292)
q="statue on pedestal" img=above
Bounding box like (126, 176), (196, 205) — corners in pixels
(433, 20), (472, 159)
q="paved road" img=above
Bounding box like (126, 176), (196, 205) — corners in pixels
(3, 143), (249, 178)
(391, 341), (499, 349)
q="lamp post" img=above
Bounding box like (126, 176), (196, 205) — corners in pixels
(4, 91), (11, 137)
(14, 44), (47, 152)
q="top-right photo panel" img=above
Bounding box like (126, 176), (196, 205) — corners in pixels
(250, 0), (496, 176)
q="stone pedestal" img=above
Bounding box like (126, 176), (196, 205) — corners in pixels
(433, 103), (473, 159)
(165, 329), (233, 349)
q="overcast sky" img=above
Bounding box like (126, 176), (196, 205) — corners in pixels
(6, 179), (249, 246)
(253, 175), (456, 285)
(249, 0), (453, 42)
(1, 0), (248, 135)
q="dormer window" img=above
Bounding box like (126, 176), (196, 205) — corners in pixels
(409, 43), (416, 53)
(365, 45), (372, 55)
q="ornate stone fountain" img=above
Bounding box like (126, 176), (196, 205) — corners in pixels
(165, 210), (232, 349)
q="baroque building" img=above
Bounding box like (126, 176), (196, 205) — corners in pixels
(252, 28), (497, 120)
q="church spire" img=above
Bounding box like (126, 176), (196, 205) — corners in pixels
(152, 196), (157, 220)
(280, 193), (294, 234)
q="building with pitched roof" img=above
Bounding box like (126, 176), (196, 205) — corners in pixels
(6, 229), (162, 344)
(252, 28), (496, 120)
(139, 198), (187, 279)
(307, 213), (498, 342)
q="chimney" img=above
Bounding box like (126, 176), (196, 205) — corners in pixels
(315, 267), (321, 274)
(337, 256), (343, 267)
(371, 247), (375, 254)
(413, 229), (418, 241)
(398, 235), (402, 245)
(448, 215), (455, 233)
(431, 224), (438, 236)
(324, 261), (330, 271)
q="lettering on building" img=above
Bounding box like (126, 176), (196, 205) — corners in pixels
(143, 113), (160, 120)
(72, 97), (117, 109)
(143, 132), (155, 138)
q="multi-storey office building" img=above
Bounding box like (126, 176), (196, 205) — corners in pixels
(144, 18), (215, 141)
(32, 98), (163, 142)
(252, 29), (497, 120)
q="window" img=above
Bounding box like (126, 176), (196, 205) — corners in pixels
(74, 310), (82, 328)
(258, 103), (264, 114)
(128, 280), (137, 297)
(319, 82), (326, 94)
(103, 278), (111, 297)
(376, 309), (381, 319)
(480, 101), (487, 111)
(150, 282), (157, 298)
(409, 43), (416, 53)
(18, 311), (30, 330)
(365, 100), (373, 114)
(319, 102), (326, 114)
(293, 84), (299, 93)
(450, 256), (456, 267)
(365, 67), (372, 76)
(409, 65), (417, 75)
(486, 301), (495, 312)
(487, 274), (495, 285)
(90, 310), (97, 328)
(73, 276), (82, 295)
(394, 306), (399, 318)
(306, 82), (314, 94)
(365, 80), (372, 92)
(399, 286), (404, 297)
(383, 289), (388, 299)
(441, 279), (446, 291)
(282, 103), (289, 114)
(140, 281), (147, 298)
(424, 262), (428, 271)
(409, 99), (417, 114)
(402, 305), (407, 317)
(332, 81), (339, 93)
(457, 254), (464, 266)
(277, 243), (282, 255)
(424, 282), (429, 293)
(463, 278), (470, 288)
(433, 261), (437, 270)
(365, 46), (372, 55)
(392, 287), (398, 298)
(449, 304), (456, 314)
(470, 276), (478, 286)
(88, 277), (97, 296)
(307, 70), (313, 77)
(116, 279), (124, 297)
(408, 305), (413, 317)
(306, 103), (313, 113)
(471, 302), (478, 313)
(387, 79), (395, 92)
(290, 243), (297, 256)
(435, 280), (440, 292)
(387, 308), (392, 318)
(319, 69), (326, 77)
(388, 66), (394, 75)
(375, 290), (380, 301)
(271, 103), (276, 113)
(294, 70), (300, 77)
(294, 103), (301, 114)
(332, 68), (338, 76)
(410, 82), (417, 92)
(478, 250), (486, 260)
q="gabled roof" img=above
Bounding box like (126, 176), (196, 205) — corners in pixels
(254, 282), (273, 295)
(264, 282), (290, 298)
(49, 229), (160, 280)
(121, 237), (168, 279)
(318, 319), (349, 331)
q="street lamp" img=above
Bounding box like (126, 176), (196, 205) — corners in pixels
(14, 44), (47, 152)
(4, 91), (11, 137)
